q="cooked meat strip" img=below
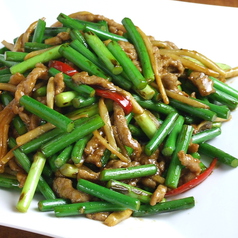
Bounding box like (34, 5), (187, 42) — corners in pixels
(179, 168), (197, 185)
(28, 113), (41, 130)
(188, 142), (199, 154)
(77, 165), (100, 180)
(16, 171), (27, 188)
(72, 71), (145, 115)
(45, 32), (70, 45)
(86, 212), (110, 221)
(105, 159), (129, 169)
(53, 177), (91, 203)
(178, 150), (201, 175)
(84, 133), (106, 167)
(8, 159), (27, 188)
(53, 72), (65, 95)
(9, 73), (26, 85)
(112, 125), (131, 160)
(150, 184), (167, 206)
(188, 71), (215, 96)
(72, 71), (116, 91)
(140, 177), (157, 189)
(161, 73), (181, 92)
(113, 102), (142, 158)
(159, 55), (184, 76)
(15, 63), (48, 102)
(155, 54), (184, 93)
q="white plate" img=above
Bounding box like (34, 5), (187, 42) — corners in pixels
(1, 0), (238, 237)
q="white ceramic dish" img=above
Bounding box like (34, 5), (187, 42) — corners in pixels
(1, 0), (238, 237)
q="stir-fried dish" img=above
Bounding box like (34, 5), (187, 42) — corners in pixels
(0, 11), (238, 226)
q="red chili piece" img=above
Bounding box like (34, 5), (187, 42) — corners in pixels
(165, 158), (218, 197)
(49, 60), (78, 76)
(95, 88), (133, 115)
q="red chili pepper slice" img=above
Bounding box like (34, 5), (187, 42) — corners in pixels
(49, 60), (78, 76)
(165, 158), (218, 197)
(95, 88), (133, 115)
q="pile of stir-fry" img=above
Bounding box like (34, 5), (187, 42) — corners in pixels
(0, 11), (238, 226)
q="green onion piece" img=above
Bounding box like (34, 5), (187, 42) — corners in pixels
(70, 39), (132, 90)
(54, 201), (125, 217)
(0, 74), (11, 83)
(71, 134), (92, 165)
(145, 112), (179, 156)
(72, 95), (98, 108)
(210, 76), (238, 100)
(84, 31), (123, 75)
(24, 42), (52, 52)
(193, 97), (230, 119)
(100, 149), (112, 167)
(75, 19), (108, 31)
(57, 13), (127, 42)
(33, 86), (47, 97)
(77, 179), (140, 211)
(208, 88), (238, 111)
(107, 179), (152, 203)
(9, 138), (56, 200)
(38, 198), (70, 212)
(0, 54), (18, 67)
(198, 142), (238, 167)
(133, 84), (156, 100)
(59, 44), (109, 79)
(19, 95), (74, 132)
(165, 125), (194, 188)
(57, 13), (84, 30)
(84, 25), (128, 41)
(192, 127), (221, 144)
(55, 91), (78, 107)
(41, 114), (104, 158)
(0, 67), (11, 75)
(54, 145), (73, 169)
(106, 40), (147, 90)
(4, 51), (28, 62)
(162, 115), (185, 156)
(0, 90), (13, 106)
(44, 27), (69, 36)
(0, 174), (20, 189)
(133, 94), (176, 115)
(0, 46), (8, 54)
(70, 29), (88, 47)
(12, 115), (28, 135)
(59, 163), (78, 178)
(132, 196), (195, 217)
(134, 110), (159, 139)
(100, 164), (157, 181)
(10, 45), (62, 74)
(20, 127), (63, 154)
(122, 17), (154, 82)
(16, 152), (46, 212)
(65, 103), (99, 119)
(32, 19), (46, 43)
(128, 124), (147, 140)
(169, 98), (217, 121)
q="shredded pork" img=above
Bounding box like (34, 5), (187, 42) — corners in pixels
(53, 177), (91, 203)
(188, 71), (215, 96)
(178, 150), (201, 175)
